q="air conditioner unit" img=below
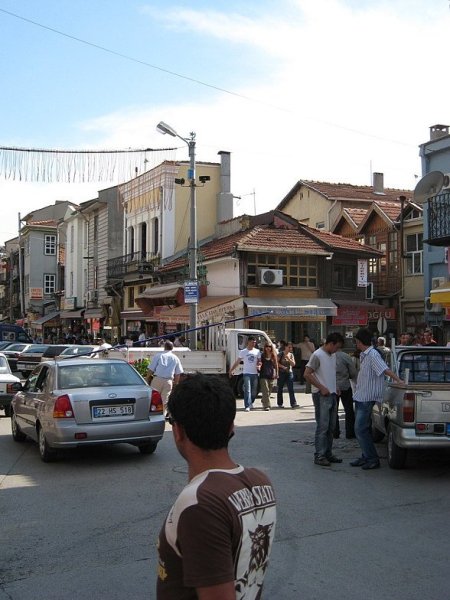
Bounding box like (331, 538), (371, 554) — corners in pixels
(425, 297), (442, 313)
(86, 290), (98, 302)
(431, 277), (446, 289)
(258, 268), (283, 286)
(365, 282), (374, 300)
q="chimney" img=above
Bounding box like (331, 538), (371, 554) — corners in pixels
(429, 124), (449, 141)
(217, 151), (234, 223)
(373, 172), (385, 195)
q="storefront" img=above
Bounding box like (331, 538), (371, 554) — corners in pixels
(329, 301), (397, 348)
(430, 284), (450, 343)
(59, 308), (86, 340)
(30, 311), (61, 342)
(83, 308), (104, 340)
(244, 298), (337, 345)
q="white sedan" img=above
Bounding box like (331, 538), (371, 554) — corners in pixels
(0, 352), (21, 417)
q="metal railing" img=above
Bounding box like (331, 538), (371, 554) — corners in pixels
(107, 251), (159, 279)
(428, 192), (450, 246)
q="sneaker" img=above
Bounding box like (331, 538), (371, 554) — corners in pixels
(350, 457), (367, 467)
(264, 407), (271, 411)
(277, 405), (284, 409)
(245, 407), (251, 412)
(314, 456), (331, 467)
(361, 461), (380, 470)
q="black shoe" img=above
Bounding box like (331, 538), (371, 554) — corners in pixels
(361, 461), (380, 470)
(350, 458), (367, 467)
(327, 455), (343, 463)
(291, 403), (300, 409)
(333, 433), (340, 439)
(314, 456), (331, 467)
(277, 405), (284, 408)
(346, 434), (356, 439)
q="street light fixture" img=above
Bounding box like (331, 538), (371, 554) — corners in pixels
(157, 121), (198, 350)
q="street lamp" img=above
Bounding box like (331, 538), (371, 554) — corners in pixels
(157, 121), (198, 350)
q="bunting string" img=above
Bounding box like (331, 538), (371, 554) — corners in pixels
(0, 145), (179, 183)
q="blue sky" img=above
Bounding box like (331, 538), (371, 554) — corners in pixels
(0, 0), (449, 241)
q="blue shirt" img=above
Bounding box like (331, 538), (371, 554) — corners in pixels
(149, 351), (183, 379)
(353, 346), (388, 403)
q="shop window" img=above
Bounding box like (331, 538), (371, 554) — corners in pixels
(128, 286), (135, 308)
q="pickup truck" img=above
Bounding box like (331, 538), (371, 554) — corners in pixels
(371, 346), (450, 469)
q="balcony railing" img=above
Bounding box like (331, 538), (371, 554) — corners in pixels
(427, 192), (450, 246)
(107, 251), (159, 280)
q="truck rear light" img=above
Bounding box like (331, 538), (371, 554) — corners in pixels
(402, 392), (415, 423)
(150, 389), (163, 413)
(53, 394), (74, 418)
(7, 383), (16, 393)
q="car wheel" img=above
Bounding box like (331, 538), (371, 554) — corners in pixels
(11, 411), (26, 442)
(138, 441), (158, 455)
(371, 422), (385, 443)
(38, 426), (57, 462)
(387, 423), (407, 469)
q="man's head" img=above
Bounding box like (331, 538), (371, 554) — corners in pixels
(164, 340), (174, 351)
(423, 329), (434, 343)
(167, 374), (236, 451)
(247, 336), (257, 349)
(377, 337), (386, 347)
(355, 328), (373, 350)
(399, 332), (413, 345)
(322, 332), (344, 354)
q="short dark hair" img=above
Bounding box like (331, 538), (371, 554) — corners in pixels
(167, 374), (236, 450)
(164, 340), (174, 351)
(247, 336), (256, 342)
(355, 328), (372, 346)
(325, 332), (344, 346)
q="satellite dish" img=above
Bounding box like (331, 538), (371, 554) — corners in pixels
(413, 171), (444, 204)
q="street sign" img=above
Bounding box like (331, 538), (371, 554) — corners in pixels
(184, 280), (199, 304)
(377, 316), (387, 333)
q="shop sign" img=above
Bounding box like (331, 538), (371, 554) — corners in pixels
(332, 307), (368, 326)
(30, 287), (43, 299)
(357, 259), (368, 287)
(64, 297), (76, 310)
(368, 308), (396, 320)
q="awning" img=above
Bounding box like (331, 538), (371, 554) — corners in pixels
(244, 298), (337, 317)
(84, 308), (104, 319)
(332, 300), (386, 310)
(31, 311), (60, 327)
(430, 285), (450, 305)
(135, 282), (183, 312)
(60, 309), (85, 319)
(160, 296), (244, 324)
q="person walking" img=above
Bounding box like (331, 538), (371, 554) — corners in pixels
(351, 328), (403, 470)
(304, 332), (344, 467)
(276, 342), (299, 408)
(259, 342), (279, 411)
(333, 350), (357, 439)
(147, 340), (183, 412)
(229, 336), (261, 411)
(157, 373), (277, 599)
(297, 334), (316, 384)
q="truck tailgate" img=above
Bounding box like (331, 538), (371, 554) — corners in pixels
(416, 387), (450, 422)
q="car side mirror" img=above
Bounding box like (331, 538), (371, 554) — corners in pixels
(11, 382), (23, 392)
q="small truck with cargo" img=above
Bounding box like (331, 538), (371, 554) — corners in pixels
(371, 345), (450, 468)
(107, 327), (272, 397)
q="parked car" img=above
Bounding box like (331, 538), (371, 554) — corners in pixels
(0, 353), (21, 417)
(371, 345), (450, 469)
(10, 358), (165, 461)
(0, 342), (15, 351)
(0, 323), (33, 343)
(57, 345), (102, 359)
(16, 344), (49, 377)
(2, 343), (32, 371)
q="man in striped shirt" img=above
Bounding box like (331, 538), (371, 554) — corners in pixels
(351, 328), (403, 470)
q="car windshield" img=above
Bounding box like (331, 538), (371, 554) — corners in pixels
(58, 362), (145, 389)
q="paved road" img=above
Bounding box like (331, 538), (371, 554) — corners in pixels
(1, 392), (449, 600)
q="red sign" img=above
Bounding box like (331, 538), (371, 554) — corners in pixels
(332, 307), (368, 326)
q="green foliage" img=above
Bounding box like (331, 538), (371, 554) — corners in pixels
(132, 358), (151, 378)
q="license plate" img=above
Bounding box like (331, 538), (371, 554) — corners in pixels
(92, 405), (134, 418)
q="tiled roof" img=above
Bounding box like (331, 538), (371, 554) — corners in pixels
(372, 200), (402, 222)
(342, 207), (368, 227)
(278, 180), (412, 208)
(159, 220), (380, 273)
(26, 219), (58, 227)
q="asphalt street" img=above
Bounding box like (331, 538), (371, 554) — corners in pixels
(1, 390), (449, 600)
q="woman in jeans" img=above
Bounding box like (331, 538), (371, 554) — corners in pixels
(259, 343), (279, 410)
(277, 342), (299, 408)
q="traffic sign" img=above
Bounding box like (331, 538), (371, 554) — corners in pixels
(184, 280), (199, 304)
(377, 316), (387, 333)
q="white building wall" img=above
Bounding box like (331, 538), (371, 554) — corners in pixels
(204, 259), (240, 296)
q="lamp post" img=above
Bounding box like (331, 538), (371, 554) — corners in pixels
(157, 121), (198, 350)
